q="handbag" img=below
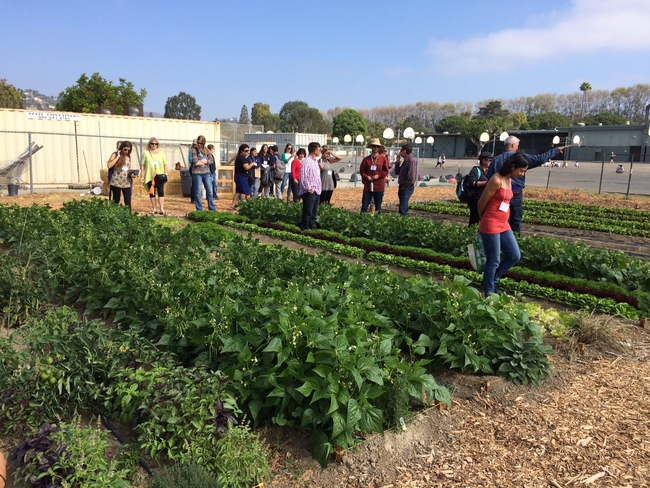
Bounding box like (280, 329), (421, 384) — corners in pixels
(467, 233), (486, 272)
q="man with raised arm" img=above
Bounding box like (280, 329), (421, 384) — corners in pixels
(487, 136), (569, 234)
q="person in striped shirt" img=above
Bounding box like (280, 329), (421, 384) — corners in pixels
(299, 142), (322, 230)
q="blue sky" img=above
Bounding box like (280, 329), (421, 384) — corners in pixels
(2, 0), (650, 120)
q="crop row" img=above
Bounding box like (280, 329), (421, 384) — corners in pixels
(0, 200), (551, 466)
(196, 214), (640, 318)
(236, 198), (650, 293)
(0, 306), (267, 484)
(410, 201), (650, 237)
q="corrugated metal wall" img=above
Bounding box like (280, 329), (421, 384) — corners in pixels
(0, 109), (220, 185)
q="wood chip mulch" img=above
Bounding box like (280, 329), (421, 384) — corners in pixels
(387, 347), (650, 487)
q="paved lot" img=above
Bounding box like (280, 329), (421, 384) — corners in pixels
(332, 157), (650, 196)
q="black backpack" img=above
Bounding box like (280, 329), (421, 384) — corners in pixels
(456, 167), (481, 203)
(261, 165), (274, 185)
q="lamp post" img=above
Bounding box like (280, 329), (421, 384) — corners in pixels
(414, 136), (422, 159)
(479, 132), (490, 152)
(354, 134), (364, 187)
(427, 136), (434, 159)
(383, 128), (394, 147)
(343, 134), (353, 181)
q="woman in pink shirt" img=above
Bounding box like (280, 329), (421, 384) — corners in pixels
(477, 152), (529, 297)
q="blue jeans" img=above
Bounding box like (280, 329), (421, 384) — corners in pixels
(189, 167), (195, 202)
(397, 185), (414, 216)
(210, 172), (219, 200)
(480, 229), (521, 296)
(282, 173), (291, 200)
(361, 191), (385, 213)
(509, 190), (523, 234)
(252, 177), (260, 198)
(193, 172), (216, 211)
(300, 192), (320, 229)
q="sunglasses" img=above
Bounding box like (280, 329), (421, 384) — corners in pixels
(122, 148), (131, 152)
(151, 142), (159, 146)
(243, 149), (250, 153)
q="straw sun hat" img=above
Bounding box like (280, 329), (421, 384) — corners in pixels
(366, 138), (385, 149)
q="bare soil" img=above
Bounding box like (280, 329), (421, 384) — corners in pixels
(2, 188), (650, 487)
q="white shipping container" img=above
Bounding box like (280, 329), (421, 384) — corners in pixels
(0, 109), (220, 186)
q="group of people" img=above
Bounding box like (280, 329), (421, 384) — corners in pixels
(228, 142), (343, 210)
(463, 135), (570, 296)
(106, 137), (169, 215)
(106, 136), (421, 223)
(359, 139), (419, 216)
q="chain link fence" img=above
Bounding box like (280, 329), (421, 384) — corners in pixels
(3, 129), (649, 196)
(0, 130), (220, 191)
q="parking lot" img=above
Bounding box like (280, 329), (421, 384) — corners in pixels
(331, 156), (650, 196)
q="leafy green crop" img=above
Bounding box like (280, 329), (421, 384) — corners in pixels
(0, 199), (557, 467)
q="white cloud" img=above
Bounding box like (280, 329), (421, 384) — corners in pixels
(428, 0), (650, 75)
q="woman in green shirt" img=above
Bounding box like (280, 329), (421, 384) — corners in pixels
(140, 137), (169, 215)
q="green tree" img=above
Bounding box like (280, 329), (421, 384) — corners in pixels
(239, 105), (250, 124)
(366, 121), (387, 139)
(583, 112), (627, 126)
(395, 115), (427, 134)
(251, 102), (271, 125)
(332, 109), (367, 139)
(56, 72), (146, 114)
(250, 102), (282, 131)
(164, 92), (201, 120)
(580, 82), (592, 117)
(0, 79), (23, 108)
(475, 100), (510, 119)
(279, 100), (331, 133)
(508, 111), (527, 130)
(527, 112), (572, 130)
(435, 115), (468, 134)
(461, 118), (507, 156)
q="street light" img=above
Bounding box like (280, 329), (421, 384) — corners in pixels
(426, 136), (434, 158)
(383, 128), (394, 147)
(494, 131), (508, 154)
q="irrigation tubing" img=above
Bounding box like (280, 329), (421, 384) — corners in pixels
(100, 414), (154, 476)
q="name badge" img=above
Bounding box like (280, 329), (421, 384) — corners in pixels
(122, 165), (128, 172)
(153, 161), (158, 166)
(499, 201), (509, 212)
(327, 170), (332, 175)
(370, 165), (377, 171)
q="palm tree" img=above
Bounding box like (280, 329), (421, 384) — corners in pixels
(580, 82), (592, 118)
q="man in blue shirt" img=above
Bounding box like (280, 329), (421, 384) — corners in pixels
(487, 136), (570, 234)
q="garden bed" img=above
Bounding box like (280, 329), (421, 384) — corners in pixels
(1, 189), (650, 487)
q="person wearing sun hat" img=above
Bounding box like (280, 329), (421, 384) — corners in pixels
(360, 138), (390, 214)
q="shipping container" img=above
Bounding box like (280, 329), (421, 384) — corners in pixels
(0, 108), (221, 186)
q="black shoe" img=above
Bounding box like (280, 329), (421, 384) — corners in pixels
(494, 286), (503, 296)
